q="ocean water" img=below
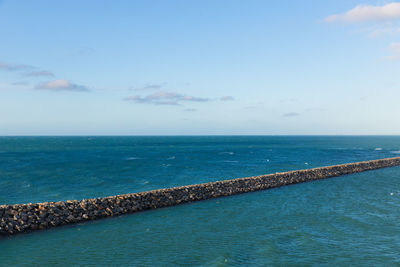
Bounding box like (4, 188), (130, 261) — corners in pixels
(0, 136), (400, 266)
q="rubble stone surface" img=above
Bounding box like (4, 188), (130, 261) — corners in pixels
(1, 157), (400, 236)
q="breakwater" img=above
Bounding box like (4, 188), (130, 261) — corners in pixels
(1, 156), (400, 236)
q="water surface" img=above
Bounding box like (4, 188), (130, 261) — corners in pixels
(0, 136), (399, 266)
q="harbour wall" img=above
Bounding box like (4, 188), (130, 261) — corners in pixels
(1, 157), (400, 236)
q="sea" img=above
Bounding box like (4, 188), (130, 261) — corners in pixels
(0, 136), (399, 266)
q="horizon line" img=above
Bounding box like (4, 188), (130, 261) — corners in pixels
(1, 134), (400, 137)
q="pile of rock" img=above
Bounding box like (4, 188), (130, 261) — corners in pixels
(1, 156), (400, 236)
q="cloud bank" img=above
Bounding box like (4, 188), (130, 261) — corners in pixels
(325, 2), (400, 23)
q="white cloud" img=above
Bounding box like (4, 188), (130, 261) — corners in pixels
(24, 71), (55, 77)
(0, 60), (54, 78)
(325, 2), (400, 23)
(389, 41), (400, 51)
(369, 26), (400, 37)
(0, 61), (33, 71)
(12, 81), (29, 86)
(75, 47), (95, 56)
(124, 91), (210, 105)
(36, 79), (89, 92)
(383, 42), (400, 60)
(143, 84), (163, 90)
(131, 83), (167, 91)
(282, 112), (300, 118)
(220, 96), (235, 101)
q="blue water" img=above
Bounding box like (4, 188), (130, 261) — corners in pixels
(1, 136), (400, 266)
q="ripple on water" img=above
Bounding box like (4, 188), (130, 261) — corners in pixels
(1, 136), (400, 266)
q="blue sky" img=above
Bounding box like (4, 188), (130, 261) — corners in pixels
(1, 0), (400, 135)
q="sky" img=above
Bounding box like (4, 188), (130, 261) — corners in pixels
(1, 0), (400, 135)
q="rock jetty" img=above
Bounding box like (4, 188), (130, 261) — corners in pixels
(1, 157), (400, 236)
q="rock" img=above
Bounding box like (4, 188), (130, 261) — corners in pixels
(1, 157), (400, 236)
(66, 215), (75, 222)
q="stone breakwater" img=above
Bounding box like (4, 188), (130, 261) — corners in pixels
(2, 157), (400, 236)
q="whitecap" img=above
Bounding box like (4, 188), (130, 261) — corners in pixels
(219, 152), (234, 155)
(305, 162), (309, 165)
(223, 160), (239, 163)
(391, 150), (400, 154)
(167, 156), (175, 160)
(375, 148), (383, 151)
(126, 157), (140, 160)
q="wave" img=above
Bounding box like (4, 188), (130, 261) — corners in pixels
(167, 156), (175, 160)
(391, 151), (400, 154)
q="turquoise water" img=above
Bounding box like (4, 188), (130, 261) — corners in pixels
(1, 136), (400, 266)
